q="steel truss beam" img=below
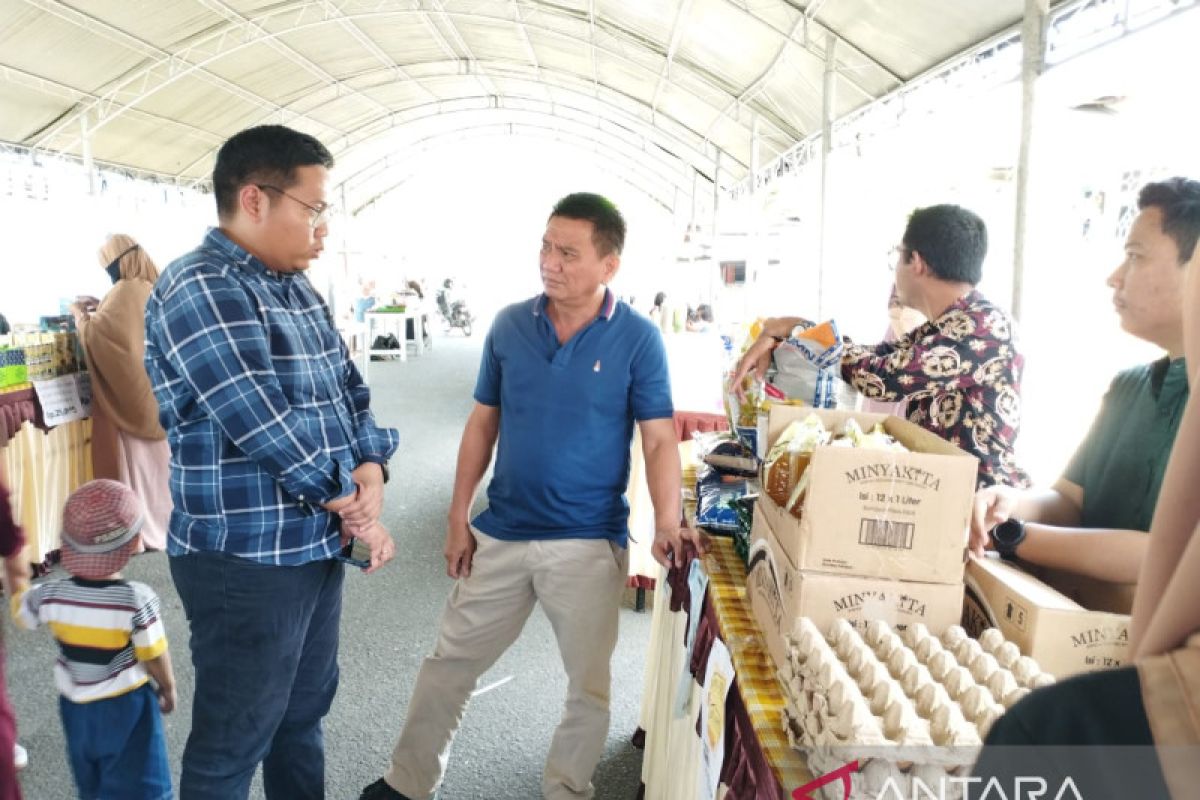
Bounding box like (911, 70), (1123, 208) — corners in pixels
(340, 117), (690, 214)
(21, 0), (343, 149)
(23, 1), (794, 171)
(730, 0), (1200, 200)
(167, 60), (741, 183)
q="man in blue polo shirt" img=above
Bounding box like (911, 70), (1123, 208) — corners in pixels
(362, 193), (703, 800)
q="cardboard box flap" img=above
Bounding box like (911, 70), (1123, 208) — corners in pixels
(969, 555), (1084, 612)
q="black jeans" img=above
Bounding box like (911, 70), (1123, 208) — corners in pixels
(171, 552), (344, 800)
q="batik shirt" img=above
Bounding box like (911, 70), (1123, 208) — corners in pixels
(840, 290), (1032, 489)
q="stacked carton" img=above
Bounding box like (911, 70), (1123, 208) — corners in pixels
(963, 556), (1131, 678)
(748, 406), (978, 672)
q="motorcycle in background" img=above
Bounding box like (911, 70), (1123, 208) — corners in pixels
(436, 280), (474, 337)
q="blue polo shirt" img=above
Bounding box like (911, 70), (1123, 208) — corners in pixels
(471, 291), (673, 546)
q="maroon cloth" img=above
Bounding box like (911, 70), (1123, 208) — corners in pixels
(0, 388), (45, 446)
(634, 548), (786, 800)
(626, 574), (655, 590)
(673, 411), (729, 443)
(0, 648), (19, 800)
(0, 484), (23, 800)
(0, 484), (24, 559)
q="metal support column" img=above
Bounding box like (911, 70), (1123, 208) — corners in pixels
(1012, 0), (1049, 322)
(817, 34), (838, 319)
(80, 112), (94, 195)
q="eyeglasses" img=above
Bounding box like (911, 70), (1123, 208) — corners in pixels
(887, 245), (909, 272)
(256, 184), (333, 229)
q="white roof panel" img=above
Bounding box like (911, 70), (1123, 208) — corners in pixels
(0, 0), (1080, 204)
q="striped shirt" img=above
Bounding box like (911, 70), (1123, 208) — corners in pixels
(14, 578), (167, 704)
(144, 228), (400, 565)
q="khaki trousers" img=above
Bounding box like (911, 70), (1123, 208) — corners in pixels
(386, 528), (629, 800)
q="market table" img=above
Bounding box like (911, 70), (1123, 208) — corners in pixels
(636, 536), (811, 799)
(1, 388), (91, 568)
(361, 309), (431, 378)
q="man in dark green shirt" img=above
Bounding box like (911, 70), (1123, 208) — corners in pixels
(970, 177), (1200, 583)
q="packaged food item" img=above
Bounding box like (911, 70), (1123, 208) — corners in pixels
(770, 320), (853, 409)
(762, 414), (828, 510)
(694, 466), (751, 534)
(695, 433), (759, 477)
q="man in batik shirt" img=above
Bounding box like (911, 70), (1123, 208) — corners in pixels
(734, 204), (1030, 489)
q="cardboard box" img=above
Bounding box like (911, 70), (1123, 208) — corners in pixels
(758, 406), (977, 585)
(747, 502), (964, 671)
(1031, 566), (1135, 615)
(963, 555), (1130, 677)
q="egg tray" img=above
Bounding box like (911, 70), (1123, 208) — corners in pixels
(777, 617), (1054, 783)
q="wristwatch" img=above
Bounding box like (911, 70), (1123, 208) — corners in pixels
(991, 518), (1026, 561)
(378, 462), (390, 484)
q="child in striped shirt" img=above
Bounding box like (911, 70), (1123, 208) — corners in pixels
(12, 479), (175, 800)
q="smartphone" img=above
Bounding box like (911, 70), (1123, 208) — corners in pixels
(335, 537), (372, 569)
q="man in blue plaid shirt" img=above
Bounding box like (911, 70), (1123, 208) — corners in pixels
(145, 124), (399, 800)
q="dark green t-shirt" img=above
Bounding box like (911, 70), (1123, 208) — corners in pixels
(1064, 357), (1188, 531)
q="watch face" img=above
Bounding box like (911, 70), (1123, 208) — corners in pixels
(994, 518), (1024, 547)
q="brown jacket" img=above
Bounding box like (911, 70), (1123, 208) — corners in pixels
(77, 279), (164, 443)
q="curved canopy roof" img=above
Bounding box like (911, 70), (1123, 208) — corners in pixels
(1, 0), (1061, 211)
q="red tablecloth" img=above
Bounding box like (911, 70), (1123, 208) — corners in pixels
(674, 411), (729, 442)
(0, 388), (43, 446)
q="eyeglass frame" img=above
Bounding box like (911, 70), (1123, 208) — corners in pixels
(255, 183), (333, 229)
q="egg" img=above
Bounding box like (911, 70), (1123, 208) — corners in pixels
(941, 625), (968, 649)
(978, 628), (1005, 653)
(970, 652), (1000, 684)
(987, 669), (1018, 700)
(944, 666), (973, 700)
(902, 623), (930, 649)
(888, 647), (917, 679)
(1003, 687), (1031, 708)
(927, 649), (955, 681)
(994, 641), (1021, 669)
(1013, 656), (1041, 686)
(865, 619), (891, 646)
(954, 637), (983, 666)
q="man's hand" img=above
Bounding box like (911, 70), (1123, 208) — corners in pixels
(729, 333), (776, 402)
(651, 525), (709, 570)
(350, 520), (395, 574)
(969, 485), (1021, 557)
(339, 462), (386, 531)
(444, 519), (477, 579)
(157, 682), (177, 714)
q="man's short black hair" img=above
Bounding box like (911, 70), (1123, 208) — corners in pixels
(1137, 177), (1200, 264)
(550, 193), (626, 257)
(902, 204), (988, 285)
(213, 125), (334, 221)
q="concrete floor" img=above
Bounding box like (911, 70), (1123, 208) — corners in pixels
(6, 333), (651, 799)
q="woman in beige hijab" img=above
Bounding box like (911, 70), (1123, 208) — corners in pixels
(972, 211), (1200, 798)
(69, 235), (169, 550)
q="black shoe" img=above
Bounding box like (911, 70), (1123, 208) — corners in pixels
(359, 778), (413, 800)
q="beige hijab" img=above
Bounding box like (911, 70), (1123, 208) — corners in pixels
(1133, 242), (1200, 796)
(77, 235), (165, 443)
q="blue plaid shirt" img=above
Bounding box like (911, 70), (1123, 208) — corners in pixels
(144, 229), (399, 565)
